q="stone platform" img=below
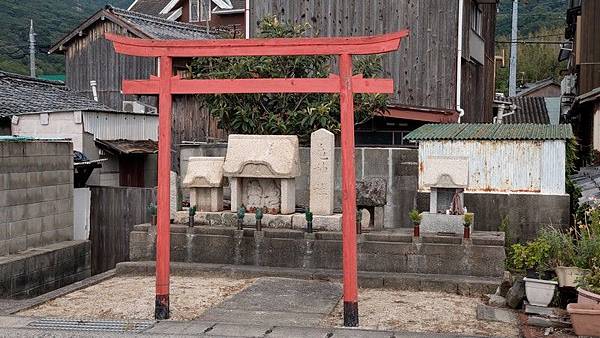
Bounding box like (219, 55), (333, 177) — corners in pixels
(131, 225), (505, 278)
(174, 210), (342, 231)
(0, 240), (90, 299)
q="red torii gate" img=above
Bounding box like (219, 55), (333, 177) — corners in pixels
(107, 30), (408, 326)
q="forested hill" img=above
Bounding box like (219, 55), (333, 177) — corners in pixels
(0, 0), (132, 76)
(496, 0), (567, 37)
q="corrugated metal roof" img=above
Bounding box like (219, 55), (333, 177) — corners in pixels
(504, 97), (550, 124)
(404, 123), (574, 141)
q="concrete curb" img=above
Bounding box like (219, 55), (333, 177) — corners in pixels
(116, 261), (499, 296)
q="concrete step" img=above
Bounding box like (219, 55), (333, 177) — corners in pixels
(116, 261), (499, 296)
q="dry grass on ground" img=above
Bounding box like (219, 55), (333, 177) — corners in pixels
(323, 289), (519, 337)
(19, 275), (254, 321)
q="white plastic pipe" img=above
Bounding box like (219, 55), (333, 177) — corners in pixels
(245, 0), (250, 39)
(456, 0), (465, 123)
(90, 80), (98, 102)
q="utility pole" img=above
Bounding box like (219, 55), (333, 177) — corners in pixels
(508, 0), (518, 96)
(29, 19), (36, 78)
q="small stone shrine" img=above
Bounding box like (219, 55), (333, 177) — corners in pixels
(419, 156), (474, 234)
(223, 135), (300, 214)
(309, 129), (335, 215)
(182, 157), (225, 212)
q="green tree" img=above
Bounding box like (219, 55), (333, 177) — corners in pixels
(188, 16), (389, 143)
(495, 27), (566, 95)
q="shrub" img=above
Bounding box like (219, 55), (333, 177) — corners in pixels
(509, 239), (552, 273)
(575, 237), (600, 270)
(464, 213), (474, 227)
(408, 209), (421, 225)
(579, 267), (600, 294)
(537, 227), (576, 267)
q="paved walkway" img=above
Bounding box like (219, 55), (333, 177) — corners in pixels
(197, 277), (341, 326)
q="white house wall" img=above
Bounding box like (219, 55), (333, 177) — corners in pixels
(11, 111), (84, 150)
(82, 112), (158, 141)
(419, 140), (565, 195)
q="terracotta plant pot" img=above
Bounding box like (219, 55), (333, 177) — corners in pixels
(523, 277), (558, 307)
(577, 287), (600, 305)
(555, 266), (585, 288)
(567, 303), (600, 337)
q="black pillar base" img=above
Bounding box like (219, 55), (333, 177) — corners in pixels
(155, 294), (170, 320)
(343, 301), (359, 327)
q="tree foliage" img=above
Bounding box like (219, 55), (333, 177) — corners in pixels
(188, 16), (389, 142)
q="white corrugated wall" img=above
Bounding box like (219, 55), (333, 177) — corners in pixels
(82, 111), (158, 141)
(419, 140), (565, 194)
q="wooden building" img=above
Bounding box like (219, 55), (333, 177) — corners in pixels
(250, 0), (498, 138)
(564, 0), (600, 154)
(49, 5), (226, 171)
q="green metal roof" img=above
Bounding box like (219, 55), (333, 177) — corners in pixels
(404, 123), (574, 141)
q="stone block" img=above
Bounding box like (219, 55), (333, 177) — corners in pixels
(190, 187), (223, 212)
(9, 220), (27, 238)
(183, 157), (225, 188)
(55, 184), (72, 200)
(223, 134), (300, 178)
(0, 174), (6, 191)
(41, 185), (58, 201)
(6, 189), (28, 206)
(26, 187), (43, 203)
(55, 212), (73, 228)
(291, 214), (342, 231)
(26, 233), (42, 248)
(40, 230), (58, 245)
(362, 148), (389, 177)
(7, 173), (28, 190)
(56, 227), (73, 242)
(8, 236), (26, 254)
(309, 129), (335, 216)
(420, 212), (472, 235)
(26, 217), (43, 236)
(356, 177), (387, 206)
(476, 304), (517, 324)
(422, 156), (469, 189)
(26, 172), (41, 188)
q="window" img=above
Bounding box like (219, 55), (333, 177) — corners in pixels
(471, 3), (482, 36)
(190, 0), (211, 22)
(190, 0), (199, 22)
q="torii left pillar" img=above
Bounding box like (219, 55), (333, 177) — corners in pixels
(155, 55), (172, 319)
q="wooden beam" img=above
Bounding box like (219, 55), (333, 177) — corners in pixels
(122, 77), (394, 95)
(105, 30), (409, 57)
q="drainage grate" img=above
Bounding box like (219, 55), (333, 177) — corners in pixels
(28, 318), (155, 333)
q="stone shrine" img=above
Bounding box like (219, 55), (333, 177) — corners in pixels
(182, 157), (225, 212)
(309, 129), (335, 215)
(419, 156), (474, 234)
(223, 135), (300, 214)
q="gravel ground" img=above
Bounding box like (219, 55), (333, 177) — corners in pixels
(323, 289), (519, 337)
(18, 275), (254, 321)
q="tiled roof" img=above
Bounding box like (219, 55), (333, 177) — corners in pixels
(0, 72), (118, 117)
(95, 139), (158, 155)
(128, 0), (173, 18)
(504, 97), (550, 124)
(404, 123), (574, 141)
(110, 6), (214, 40)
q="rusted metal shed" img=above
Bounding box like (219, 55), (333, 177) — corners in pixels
(405, 124), (574, 195)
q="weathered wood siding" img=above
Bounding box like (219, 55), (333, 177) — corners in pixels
(65, 21), (157, 109)
(579, 0), (600, 94)
(251, 0), (496, 122)
(460, 0), (496, 122)
(251, 0), (459, 111)
(89, 186), (156, 274)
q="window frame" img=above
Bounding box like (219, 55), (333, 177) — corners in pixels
(471, 3), (483, 36)
(189, 0), (200, 22)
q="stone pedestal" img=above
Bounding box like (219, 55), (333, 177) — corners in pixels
(420, 212), (474, 235)
(224, 135), (300, 215)
(310, 129), (335, 215)
(183, 157), (225, 212)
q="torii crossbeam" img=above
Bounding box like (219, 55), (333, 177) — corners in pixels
(108, 29), (408, 326)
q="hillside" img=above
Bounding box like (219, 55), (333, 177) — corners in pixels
(496, 0), (567, 37)
(0, 0), (132, 76)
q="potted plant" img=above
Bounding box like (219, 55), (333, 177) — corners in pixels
(577, 266), (600, 305)
(537, 228), (581, 287)
(510, 238), (557, 307)
(463, 213), (474, 239)
(568, 267), (600, 336)
(408, 209), (421, 237)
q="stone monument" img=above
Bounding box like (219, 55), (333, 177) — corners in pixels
(309, 129), (335, 215)
(223, 135), (300, 214)
(419, 156), (473, 234)
(182, 157), (225, 212)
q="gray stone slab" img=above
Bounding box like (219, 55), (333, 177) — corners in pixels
(144, 320), (212, 334)
(476, 304), (517, 324)
(198, 277), (341, 326)
(206, 323), (272, 337)
(330, 328), (394, 337)
(266, 326), (332, 338)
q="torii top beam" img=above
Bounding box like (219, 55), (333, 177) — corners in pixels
(105, 30), (409, 57)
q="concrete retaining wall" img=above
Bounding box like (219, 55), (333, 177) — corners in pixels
(416, 192), (570, 243)
(0, 140), (74, 255)
(0, 240), (90, 298)
(130, 225), (506, 278)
